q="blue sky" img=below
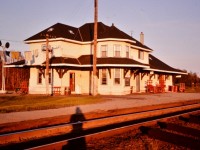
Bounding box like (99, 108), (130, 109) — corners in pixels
(0, 0), (200, 75)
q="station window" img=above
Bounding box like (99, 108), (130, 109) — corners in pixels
(138, 50), (144, 60)
(114, 44), (121, 57)
(126, 46), (129, 58)
(114, 68), (121, 84)
(101, 45), (107, 57)
(37, 69), (51, 84)
(125, 72), (130, 86)
(101, 69), (107, 85)
(38, 70), (42, 84)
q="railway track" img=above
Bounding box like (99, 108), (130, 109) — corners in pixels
(140, 114), (200, 149)
(0, 100), (199, 150)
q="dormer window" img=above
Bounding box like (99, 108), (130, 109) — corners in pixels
(69, 30), (74, 35)
(101, 45), (107, 57)
(114, 44), (121, 57)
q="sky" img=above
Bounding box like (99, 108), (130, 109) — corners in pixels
(0, 0), (200, 75)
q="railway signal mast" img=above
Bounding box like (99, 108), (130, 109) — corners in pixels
(0, 41), (10, 93)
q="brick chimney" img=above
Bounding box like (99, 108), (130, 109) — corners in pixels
(140, 32), (144, 45)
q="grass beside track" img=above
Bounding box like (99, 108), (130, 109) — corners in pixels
(0, 95), (107, 113)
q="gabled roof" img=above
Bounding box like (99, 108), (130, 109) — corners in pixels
(24, 22), (152, 51)
(148, 54), (186, 74)
(78, 22), (133, 41)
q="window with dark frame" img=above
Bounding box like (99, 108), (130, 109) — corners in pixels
(114, 44), (121, 57)
(114, 68), (120, 84)
(49, 73), (51, 84)
(38, 69), (51, 84)
(38, 70), (42, 84)
(138, 50), (144, 60)
(101, 69), (107, 85)
(125, 72), (130, 86)
(126, 46), (129, 58)
(101, 45), (107, 57)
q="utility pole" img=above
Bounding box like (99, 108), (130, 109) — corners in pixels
(93, 0), (98, 96)
(45, 33), (50, 95)
(44, 27), (54, 95)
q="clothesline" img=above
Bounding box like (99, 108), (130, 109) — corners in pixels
(1, 48), (53, 63)
(0, 50), (24, 63)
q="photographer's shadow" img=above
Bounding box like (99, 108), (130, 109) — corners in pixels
(62, 107), (87, 150)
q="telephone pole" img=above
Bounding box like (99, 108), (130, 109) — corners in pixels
(44, 28), (54, 95)
(93, 0), (98, 96)
(45, 33), (50, 95)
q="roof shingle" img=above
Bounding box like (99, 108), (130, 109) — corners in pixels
(149, 54), (185, 73)
(25, 22), (152, 51)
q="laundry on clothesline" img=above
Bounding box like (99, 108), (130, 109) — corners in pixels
(11, 51), (21, 60)
(24, 51), (32, 61)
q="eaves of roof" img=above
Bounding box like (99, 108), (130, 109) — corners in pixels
(44, 55), (149, 68)
(146, 54), (187, 74)
(24, 22), (152, 52)
(4, 60), (25, 67)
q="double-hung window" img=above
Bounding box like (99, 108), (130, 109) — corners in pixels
(114, 68), (120, 84)
(114, 44), (121, 57)
(38, 70), (43, 84)
(101, 45), (107, 57)
(101, 69), (107, 85)
(138, 50), (144, 60)
(37, 69), (51, 84)
(126, 46), (129, 58)
(48, 72), (52, 84)
(125, 72), (130, 86)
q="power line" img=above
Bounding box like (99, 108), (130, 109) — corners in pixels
(0, 39), (24, 43)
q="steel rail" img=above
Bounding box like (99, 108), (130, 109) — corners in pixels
(26, 108), (200, 150)
(0, 103), (199, 149)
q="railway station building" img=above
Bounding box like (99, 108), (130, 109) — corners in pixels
(6, 22), (186, 95)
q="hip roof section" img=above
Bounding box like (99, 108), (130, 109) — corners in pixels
(24, 22), (152, 51)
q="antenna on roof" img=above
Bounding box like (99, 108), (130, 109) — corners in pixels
(130, 30), (134, 37)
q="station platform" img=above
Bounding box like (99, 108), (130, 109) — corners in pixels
(0, 93), (200, 124)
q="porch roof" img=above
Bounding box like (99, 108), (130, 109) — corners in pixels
(146, 54), (187, 75)
(80, 55), (148, 67)
(43, 55), (149, 68)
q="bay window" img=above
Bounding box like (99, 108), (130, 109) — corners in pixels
(114, 44), (121, 57)
(101, 45), (107, 57)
